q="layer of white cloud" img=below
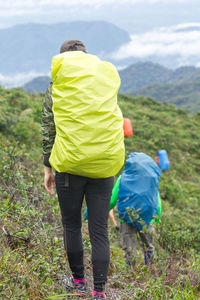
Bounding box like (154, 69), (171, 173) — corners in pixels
(112, 23), (200, 61)
(0, 71), (50, 88)
(0, 0), (188, 6)
(174, 22), (200, 30)
(0, 0), (189, 16)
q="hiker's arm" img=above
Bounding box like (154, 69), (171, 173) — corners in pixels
(41, 83), (56, 167)
(154, 192), (162, 224)
(109, 175), (121, 210)
(44, 166), (56, 195)
(109, 209), (117, 227)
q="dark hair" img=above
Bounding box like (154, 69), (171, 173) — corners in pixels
(60, 40), (87, 53)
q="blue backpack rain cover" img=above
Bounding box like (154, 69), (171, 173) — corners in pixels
(117, 152), (161, 230)
(157, 149), (170, 171)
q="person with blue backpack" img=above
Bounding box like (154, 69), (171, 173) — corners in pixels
(110, 152), (162, 266)
(119, 192), (162, 266)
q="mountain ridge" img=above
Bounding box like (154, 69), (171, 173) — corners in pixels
(22, 62), (200, 112)
(0, 21), (130, 75)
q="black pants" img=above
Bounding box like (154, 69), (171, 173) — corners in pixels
(55, 172), (114, 289)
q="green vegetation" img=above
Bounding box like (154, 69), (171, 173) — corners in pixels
(0, 87), (200, 299)
(134, 80), (200, 113)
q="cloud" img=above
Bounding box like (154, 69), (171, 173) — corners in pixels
(0, 71), (50, 88)
(0, 0), (187, 6)
(0, 0), (190, 16)
(112, 23), (200, 62)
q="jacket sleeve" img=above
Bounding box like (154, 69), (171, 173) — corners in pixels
(154, 191), (162, 224)
(109, 175), (121, 210)
(41, 83), (56, 167)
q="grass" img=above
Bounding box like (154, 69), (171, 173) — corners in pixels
(0, 87), (200, 299)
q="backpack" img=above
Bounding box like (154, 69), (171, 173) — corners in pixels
(117, 152), (161, 230)
(123, 118), (133, 137)
(49, 51), (124, 178)
(157, 149), (170, 171)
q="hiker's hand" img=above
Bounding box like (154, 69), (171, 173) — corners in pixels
(44, 166), (56, 196)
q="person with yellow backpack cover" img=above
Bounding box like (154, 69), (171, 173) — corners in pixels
(41, 40), (124, 299)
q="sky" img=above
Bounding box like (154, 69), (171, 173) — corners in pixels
(1, 0), (198, 65)
(1, 0), (200, 86)
(0, 0), (200, 32)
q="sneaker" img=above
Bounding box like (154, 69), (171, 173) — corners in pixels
(92, 290), (106, 299)
(62, 275), (87, 296)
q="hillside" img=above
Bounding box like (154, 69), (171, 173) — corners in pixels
(119, 63), (200, 93)
(119, 63), (200, 112)
(119, 62), (172, 93)
(0, 87), (199, 299)
(0, 22), (130, 76)
(133, 80), (200, 112)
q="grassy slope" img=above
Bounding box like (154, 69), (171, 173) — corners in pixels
(119, 94), (200, 255)
(0, 88), (200, 299)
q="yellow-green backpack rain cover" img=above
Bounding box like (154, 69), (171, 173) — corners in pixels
(49, 51), (125, 178)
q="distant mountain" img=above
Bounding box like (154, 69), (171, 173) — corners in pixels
(118, 62), (172, 94)
(169, 66), (198, 82)
(23, 61), (200, 112)
(0, 21), (130, 76)
(118, 63), (200, 93)
(23, 76), (51, 93)
(119, 62), (200, 112)
(3, 21), (200, 89)
(23, 61), (173, 94)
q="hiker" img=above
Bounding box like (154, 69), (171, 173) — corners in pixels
(41, 40), (124, 299)
(120, 193), (162, 266)
(110, 152), (161, 266)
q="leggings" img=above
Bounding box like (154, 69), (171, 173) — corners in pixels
(55, 172), (114, 290)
